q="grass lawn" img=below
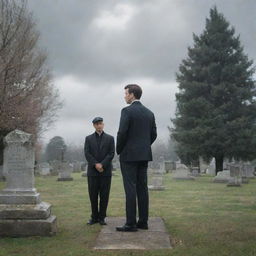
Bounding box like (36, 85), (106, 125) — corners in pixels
(0, 172), (255, 256)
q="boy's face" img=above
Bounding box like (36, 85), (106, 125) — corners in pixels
(93, 121), (104, 132)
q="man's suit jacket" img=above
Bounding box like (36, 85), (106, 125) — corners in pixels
(84, 132), (115, 176)
(116, 101), (157, 162)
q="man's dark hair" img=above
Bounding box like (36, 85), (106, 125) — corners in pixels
(124, 84), (142, 99)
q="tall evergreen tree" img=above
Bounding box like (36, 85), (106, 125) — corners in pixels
(172, 6), (256, 173)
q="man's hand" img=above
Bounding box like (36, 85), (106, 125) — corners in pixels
(95, 163), (104, 172)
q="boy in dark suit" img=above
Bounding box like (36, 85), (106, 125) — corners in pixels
(84, 117), (115, 225)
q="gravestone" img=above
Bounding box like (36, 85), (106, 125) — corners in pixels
(172, 167), (195, 180)
(49, 160), (61, 176)
(148, 172), (165, 190)
(81, 162), (86, 171)
(39, 162), (50, 176)
(0, 129), (57, 237)
(213, 170), (230, 183)
(0, 165), (5, 181)
(227, 165), (242, 187)
(242, 163), (255, 179)
(206, 158), (216, 176)
(191, 167), (201, 177)
(72, 161), (81, 173)
(148, 158), (165, 190)
(164, 161), (172, 173)
(81, 171), (87, 177)
(94, 217), (172, 250)
(81, 163), (87, 177)
(57, 162), (73, 181)
(199, 156), (208, 173)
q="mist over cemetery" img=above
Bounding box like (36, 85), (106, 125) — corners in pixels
(0, 1), (256, 255)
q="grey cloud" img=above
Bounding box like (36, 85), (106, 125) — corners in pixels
(28, 0), (256, 84)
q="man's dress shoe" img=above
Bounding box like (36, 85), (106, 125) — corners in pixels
(99, 219), (107, 225)
(116, 224), (138, 232)
(136, 222), (148, 230)
(87, 219), (99, 225)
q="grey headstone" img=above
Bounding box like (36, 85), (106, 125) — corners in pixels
(57, 162), (73, 181)
(148, 176), (165, 190)
(0, 165), (5, 181)
(191, 167), (201, 177)
(213, 170), (230, 183)
(242, 163), (255, 179)
(39, 162), (51, 176)
(49, 160), (61, 176)
(172, 169), (195, 180)
(206, 158), (216, 176)
(0, 130), (56, 237)
(227, 165), (242, 187)
(72, 161), (82, 173)
(0, 130), (40, 204)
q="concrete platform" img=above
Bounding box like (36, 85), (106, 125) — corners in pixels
(94, 217), (172, 250)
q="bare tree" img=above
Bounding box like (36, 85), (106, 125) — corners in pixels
(0, 0), (62, 165)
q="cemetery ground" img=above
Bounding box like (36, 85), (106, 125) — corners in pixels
(0, 173), (255, 256)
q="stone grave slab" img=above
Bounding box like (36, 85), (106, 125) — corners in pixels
(94, 217), (172, 250)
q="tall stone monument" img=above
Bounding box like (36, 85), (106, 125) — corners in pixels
(0, 130), (57, 237)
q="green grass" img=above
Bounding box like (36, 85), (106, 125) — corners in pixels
(0, 172), (256, 256)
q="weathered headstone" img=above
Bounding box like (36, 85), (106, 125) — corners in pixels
(148, 159), (165, 191)
(81, 171), (87, 177)
(39, 162), (50, 176)
(172, 167), (195, 180)
(72, 161), (82, 173)
(242, 163), (255, 179)
(49, 160), (61, 176)
(191, 167), (201, 177)
(227, 165), (242, 187)
(213, 170), (230, 183)
(57, 162), (73, 181)
(199, 156), (208, 173)
(148, 172), (165, 190)
(0, 129), (57, 237)
(206, 158), (216, 176)
(0, 165), (5, 181)
(164, 161), (172, 173)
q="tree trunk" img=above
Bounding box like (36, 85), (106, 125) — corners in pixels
(215, 155), (224, 174)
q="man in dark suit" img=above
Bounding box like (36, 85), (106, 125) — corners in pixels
(84, 117), (115, 225)
(116, 84), (157, 232)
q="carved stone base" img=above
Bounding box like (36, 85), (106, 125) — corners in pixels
(0, 190), (41, 204)
(0, 202), (51, 219)
(0, 215), (57, 237)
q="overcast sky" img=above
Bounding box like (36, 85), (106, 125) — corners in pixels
(27, 0), (256, 147)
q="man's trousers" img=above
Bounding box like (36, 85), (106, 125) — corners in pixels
(120, 161), (149, 226)
(87, 176), (112, 221)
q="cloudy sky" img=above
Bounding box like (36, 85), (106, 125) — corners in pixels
(27, 0), (256, 147)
